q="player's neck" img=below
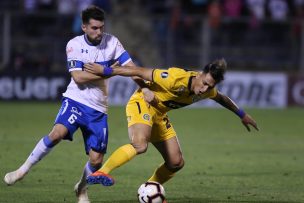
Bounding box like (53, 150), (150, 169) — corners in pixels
(189, 76), (195, 93)
(84, 34), (101, 46)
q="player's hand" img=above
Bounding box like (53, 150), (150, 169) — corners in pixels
(142, 88), (158, 107)
(241, 114), (259, 132)
(84, 63), (104, 75)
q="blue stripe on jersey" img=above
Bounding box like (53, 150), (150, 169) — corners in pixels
(96, 60), (115, 68)
(67, 60), (84, 70)
(117, 51), (131, 65)
(67, 57), (129, 71)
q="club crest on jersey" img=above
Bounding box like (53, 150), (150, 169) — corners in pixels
(177, 86), (186, 96)
(66, 47), (73, 54)
(127, 116), (131, 122)
(161, 72), (168, 78)
(143, 114), (150, 121)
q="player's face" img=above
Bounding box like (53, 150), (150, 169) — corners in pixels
(82, 19), (105, 45)
(193, 72), (216, 95)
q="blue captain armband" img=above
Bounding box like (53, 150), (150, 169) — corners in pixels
(103, 65), (113, 76)
(236, 108), (246, 119)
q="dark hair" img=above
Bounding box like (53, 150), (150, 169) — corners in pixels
(81, 5), (105, 24)
(203, 58), (227, 83)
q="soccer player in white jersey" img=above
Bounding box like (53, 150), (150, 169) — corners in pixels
(3, 6), (155, 203)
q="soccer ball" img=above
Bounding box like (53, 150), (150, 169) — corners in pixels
(137, 181), (166, 203)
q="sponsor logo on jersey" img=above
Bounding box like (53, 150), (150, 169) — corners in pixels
(81, 49), (88, 53)
(71, 106), (82, 116)
(143, 114), (150, 121)
(161, 72), (168, 78)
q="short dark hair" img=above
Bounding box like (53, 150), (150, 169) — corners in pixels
(203, 58), (227, 83)
(81, 5), (105, 24)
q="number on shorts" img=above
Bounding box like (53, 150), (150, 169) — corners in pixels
(163, 116), (171, 129)
(68, 114), (77, 124)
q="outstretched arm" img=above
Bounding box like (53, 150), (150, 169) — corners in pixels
(84, 62), (158, 105)
(112, 65), (154, 81)
(212, 91), (259, 132)
(84, 62), (154, 81)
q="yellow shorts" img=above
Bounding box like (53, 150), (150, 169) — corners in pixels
(126, 96), (176, 143)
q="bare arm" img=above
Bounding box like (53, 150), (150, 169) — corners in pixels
(71, 70), (104, 85)
(84, 62), (157, 105)
(212, 91), (259, 132)
(112, 66), (154, 81)
(123, 61), (147, 85)
(83, 62), (154, 81)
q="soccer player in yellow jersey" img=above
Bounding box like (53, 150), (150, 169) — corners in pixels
(84, 58), (259, 186)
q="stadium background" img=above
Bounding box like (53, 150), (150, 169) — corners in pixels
(0, 1), (304, 203)
(0, 0), (304, 107)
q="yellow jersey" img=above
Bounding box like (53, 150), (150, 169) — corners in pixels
(130, 67), (218, 113)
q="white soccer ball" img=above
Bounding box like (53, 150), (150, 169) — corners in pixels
(137, 181), (166, 203)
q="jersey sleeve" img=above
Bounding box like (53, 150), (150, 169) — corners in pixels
(113, 37), (132, 66)
(152, 68), (173, 90)
(66, 40), (83, 72)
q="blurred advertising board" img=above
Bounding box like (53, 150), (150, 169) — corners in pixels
(192, 72), (288, 108)
(288, 75), (304, 106)
(0, 72), (303, 108)
(0, 74), (68, 100)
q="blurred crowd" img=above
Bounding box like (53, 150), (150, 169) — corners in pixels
(145, 0), (304, 70)
(2, 0), (303, 19)
(1, 0), (304, 73)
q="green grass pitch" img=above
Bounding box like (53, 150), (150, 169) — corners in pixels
(0, 102), (303, 203)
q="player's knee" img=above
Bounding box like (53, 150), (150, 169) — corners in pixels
(49, 125), (67, 143)
(167, 157), (185, 172)
(48, 131), (64, 144)
(132, 143), (148, 154)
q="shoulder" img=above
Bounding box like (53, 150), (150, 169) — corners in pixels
(152, 67), (188, 88)
(153, 67), (186, 79)
(66, 36), (84, 56)
(103, 33), (123, 46)
(103, 33), (118, 42)
(167, 67), (195, 78)
(66, 35), (83, 48)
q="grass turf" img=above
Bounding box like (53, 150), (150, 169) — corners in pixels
(0, 102), (303, 203)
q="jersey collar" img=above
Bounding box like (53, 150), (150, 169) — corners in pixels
(84, 34), (102, 46)
(188, 76), (195, 95)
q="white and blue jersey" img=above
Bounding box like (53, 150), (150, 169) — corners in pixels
(63, 33), (131, 113)
(55, 33), (132, 154)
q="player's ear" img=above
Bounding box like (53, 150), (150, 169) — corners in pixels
(81, 24), (86, 32)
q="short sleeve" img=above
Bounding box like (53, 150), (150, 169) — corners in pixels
(66, 40), (83, 72)
(152, 69), (173, 90)
(113, 37), (132, 66)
